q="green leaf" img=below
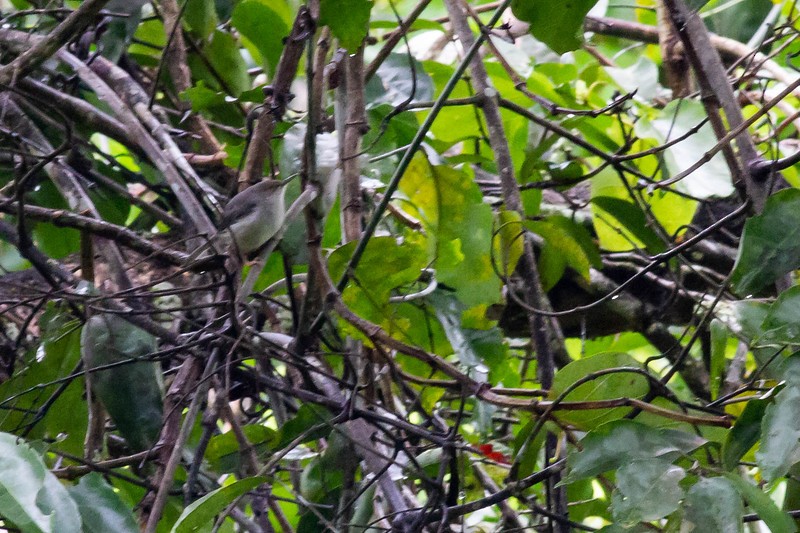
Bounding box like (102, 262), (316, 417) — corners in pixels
(328, 236), (427, 338)
(0, 432), (82, 533)
(722, 396), (769, 471)
(68, 473), (138, 533)
(528, 215), (602, 288)
(682, 477), (743, 533)
(319, 0), (373, 52)
(398, 154), (500, 307)
(171, 477), (266, 533)
(551, 352), (650, 430)
(563, 420), (706, 483)
(275, 404), (333, 449)
(81, 314), (163, 452)
(710, 319), (728, 399)
(366, 53), (434, 109)
(427, 291), (512, 385)
(731, 189), (800, 296)
(200, 30), (250, 96)
(494, 210), (525, 280)
(205, 425), (276, 474)
(726, 473), (797, 533)
(511, 0), (599, 54)
(611, 458), (685, 524)
(635, 99), (735, 199)
(231, 0), (287, 75)
(182, 0), (217, 39)
(759, 286), (800, 346)
(591, 196), (665, 254)
(756, 383), (800, 482)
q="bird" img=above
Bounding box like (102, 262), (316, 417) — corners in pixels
(215, 179), (291, 258)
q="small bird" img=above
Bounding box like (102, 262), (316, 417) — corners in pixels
(213, 178), (291, 258)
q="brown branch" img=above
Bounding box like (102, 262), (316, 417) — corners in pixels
(240, 7), (314, 190)
(0, 0), (110, 84)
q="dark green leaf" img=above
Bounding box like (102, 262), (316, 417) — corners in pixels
(564, 420), (705, 483)
(0, 432), (82, 533)
(731, 189), (800, 296)
(756, 383), (800, 482)
(511, 0), (599, 54)
(172, 477), (267, 532)
(611, 458), (685, 524)
(551, 352), (650, 430)
(682, 477), (743, 533)
(231, 0), (287, 75)
(722, 396), (769, 471)
(275, 404), (333, 449)
(319, 0), (373, 52)
(68, 473), (138, 533)
(726, 473), (797, 533)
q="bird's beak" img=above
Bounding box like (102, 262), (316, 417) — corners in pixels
(280, 174), (298, 187)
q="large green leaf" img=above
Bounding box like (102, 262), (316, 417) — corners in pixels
(231, 0), (287, 75)
(398, 154), (500, 307)
(611, 458), (685, 524)
(563, 420), (706, 483)
(511, 0), (599, 54)
(0, 432), (82, 533)
(551, 352), (650, 430)
(756, 383), (800, 482)
(721, 396), (770, 471)
(366, 53), (434, 109)
(758, 286), (800, 346)
(319, 0), (373, 51)
(328, 236), (427, 338)
(171, 477), (267, 533)
(635, 99), (735, 199)
(0, 304), (86, 456)
(81, 314), (163, 452)
(68, 473), (138, 533)
(682, 477), (743, 533)
(427, 291), (514, 386)
(730, 189), (800, 296)
(726, 473), (797, 533)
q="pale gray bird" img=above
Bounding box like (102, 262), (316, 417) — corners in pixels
(214, 178), (291, 257)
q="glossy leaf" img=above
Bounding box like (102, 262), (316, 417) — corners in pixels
(611, 458), (685, 524)
(730, 189), (800, 296)
(171, 477), (267, 533)
(319, 0), (373, 51)
(682, 477), (743, 533)
(756, 383), (800, 482)
(0, 432), (82, 533)
(551, 352), (650, 430)
(563, 420), (706, 483)
(511, 0), (599, 54)
(68, 473), (138, 533)
(726, 473), (797, 533)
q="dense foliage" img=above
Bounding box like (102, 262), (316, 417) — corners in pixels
(1, 0), (800, 531)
